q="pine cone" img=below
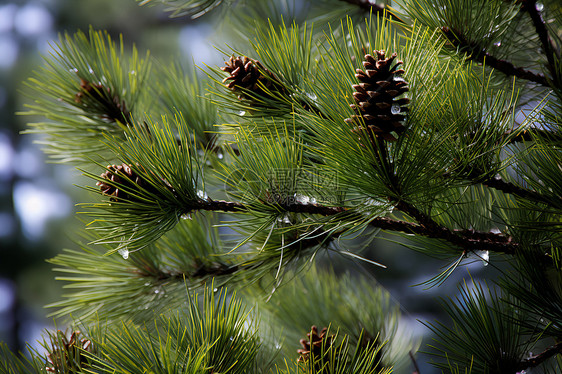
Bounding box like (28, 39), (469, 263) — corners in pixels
(46, 330), (92, 373)
(345, 50), (410, 142)
(97, 163), (161, 202)
(297, 325), (334, 363)
(221, 56), (284, 101)
(75, 78), (131, 123)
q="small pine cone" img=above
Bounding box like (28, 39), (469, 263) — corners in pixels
(75, 78), (130, 123)
(345, 50), (410, 142)
(221, 56), (284, 101)
(297, 325), (334, 363)
(46, 330), (92, 373)
(97, 163), (153, 202)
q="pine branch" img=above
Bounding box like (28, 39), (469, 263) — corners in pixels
(460, 128), (562, 145)
(133, 258), (239, 281)
(409, 351), (421, 374)
(395, 200), (518, 255)
(502, 128), (562, 143)
(466, 168), (561, 207)
(521, 0), (560, 78)
(515, 341), (562, 371)
(339, 0), (385, 13)
(188, 199), (519, 255)
(441, 26), (549, 86)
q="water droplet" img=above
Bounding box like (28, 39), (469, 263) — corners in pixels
(393, 76), (405, 83)
(197, 190), (208, 200)
(181, 213), (192, 220)
(217, 153), (224, 160)
(154, 289), (160, 294)
(295, 194), (309, 204)
(364, 198), (384, 206)
(480, 250), (490, 265)
(470, 250), (489, 265)
(277, 214), (291, 224)
(118, 248), (129, 260)
(536, 2), (543, 11)
(493, 41), (501, 47)
(306, 92), (317, 101)
(144, 282), (150, 286)
(310, 197), (317, 204)
(391, 103), (401, 114)
(213, 288), (218, 292)
(238, 111), (246, 116)
(130, 70), (136, 75)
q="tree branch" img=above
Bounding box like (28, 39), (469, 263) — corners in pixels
(460, 128), (562, 145)
(339, 0), (385, 13)
(134, 258), (238, 282)
(395, 200), (518, 255)
(441, 26), (549, 86)
(466, 168), (560, 208)
(521, 0), (559, 78)
(515, 341), (562, 371)
(409, 351), (421, 374)
(502, 128), (562, 144)
(188, 198), (520, 255)
(339, 0), (406, 23)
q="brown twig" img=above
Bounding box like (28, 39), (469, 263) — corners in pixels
(409, 351), (421, 374)
(186, 198), (520, 255)
(459, 128), (562, 145)
(502, 128), (562, 144)
(515, 341), (562, 371)
(521, 0), (559, 78)
(339, 0), (385, 13)
(134, 259), (238, 281)
(441, 27), (549, 86)
(465, 168), (560, 208)
(395, 200), (518, 255)
(339, 0), (406, 23)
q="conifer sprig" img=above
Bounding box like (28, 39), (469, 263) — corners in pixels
(177, 198), (521, 255)
(261, 266), (417, 371)
(136, 0), (225, 18)
(156, 63), (218, 148)
(83, 115), (202, 253)
(47, 215), (237, 321)
(22, 27), (151, 163)
(12, 1), (562, 372)
(425, 280), (534, 373)
(440, 26), (549, 86)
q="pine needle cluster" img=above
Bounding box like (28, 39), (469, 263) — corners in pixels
(5, 0), (562, 373)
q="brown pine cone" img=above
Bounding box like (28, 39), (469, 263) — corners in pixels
(75, 78), (131, 123)
(46, 330), (92, 373)
(346, 50), (410, 142)
(297, 325), (334, 363)
(97, 163), (144, 202)
(221, 56), (284, 102)
(96, 163), (175, 202)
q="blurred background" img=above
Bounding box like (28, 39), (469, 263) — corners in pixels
(0, 0), (217, 352)
(0, 2), (496, 372)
